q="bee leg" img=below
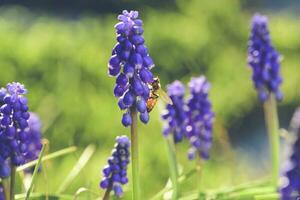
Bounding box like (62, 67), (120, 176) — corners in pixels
(153, 93), (159, 98)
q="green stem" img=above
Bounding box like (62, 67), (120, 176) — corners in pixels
(254, 193), (280, 200)
(10, 166), (16, 200)
(263, 94), (280, 187)
(130, 108), (140, 200)
(220, 186), (275, 200)
(102, 182), (112, 200)
(196, 158), (202, 199)
(166, 135), (179, 199)
(2, 178), (10, 200)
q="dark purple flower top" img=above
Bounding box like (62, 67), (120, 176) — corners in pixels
(162, 81), (187, 143)
(280, 108), (300, 199)
(108, 10), (154, 127)
(99, 135), (130, 198)
(186, 76), (214, 160)
(248, 14), (283, 102)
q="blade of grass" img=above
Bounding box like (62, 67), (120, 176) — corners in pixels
(179, 186), (275, 200)
(57, 144), (95, 193)
(73, 187), (100, 200)
(254, 193), (280, 200)
(17, 146), (77, 172)
(25, 144), (46, 200)
(15, 193), (73, 200)
(221, 186), (275, 200)
(150, 169), (197, 200)
(213, 177), (270, 195)
(178, 193), (198, 200)
(166, 135), (179, 199)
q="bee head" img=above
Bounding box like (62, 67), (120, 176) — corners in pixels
(152, 77), (161, 90)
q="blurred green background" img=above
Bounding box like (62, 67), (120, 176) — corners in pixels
(0, 0), (300, 199)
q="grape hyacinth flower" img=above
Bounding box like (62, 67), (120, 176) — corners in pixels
(0, 88), (6, 104)
(280, 108), (300, 199)
(247, 14), (283, 102)
(100, 135), (130, 198)
(162, 81), (188, 143)
(24, 112), (42, 173)
(108, 10), (155, 126)
(0, 82), (30, 178)
(185, 76), (214, 160)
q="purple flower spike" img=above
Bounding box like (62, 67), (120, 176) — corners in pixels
(108, 10), (155, 126)
(0, 88), (6, 102)
(7, 82), (27, 96)
(0, 82), (32, 172)
(24, 112), (42, 171)
(162, 81), (188, 143)
(99, 135), (130, 198)
(186, 76), (214, 160)
(0, 83), (42, 178)
(280, 108), (300, 199)
(248, 14), (283, 102)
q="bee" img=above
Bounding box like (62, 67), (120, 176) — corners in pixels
(146, 77), (173, 112)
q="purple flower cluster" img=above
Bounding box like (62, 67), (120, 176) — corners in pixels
(24, 112), (42, 171)
(247, 14), (283, 102)
(108, 10), (154, 127)
(0, 82), (30, 178)
(99, 135), (130, 198)
(186, 77), (214, 160)
(162, 77), (214, 160)
(162, 81), (187, 143)
(280, 108), (300, 199)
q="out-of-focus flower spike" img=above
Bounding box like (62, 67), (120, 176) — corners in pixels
(186, 76), (214, 160)
(247, 14), (283, 102)
(280, 108), (300, 199)
(162, 80), (187, 143)
(24, 112), (43, 173)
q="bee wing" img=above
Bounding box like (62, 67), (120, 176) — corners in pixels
(158, 89), (173, 105)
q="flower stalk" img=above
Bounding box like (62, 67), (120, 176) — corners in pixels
(102, 183), (112, 200)
(3, 178), (10, 200)
(130, 108), (140, 200)
(10, 166), (16, 200)
(263, 94), (279, 186)
(196, 158), (202, 199)
(166, 135), (179, 199)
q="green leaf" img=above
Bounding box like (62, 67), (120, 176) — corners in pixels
(57, 144), (95, 193)
(17, 146), (77, 172)
(73, 187), (100, 200)
(15, 193), (73, 200)
(25, 144), (46, 200)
